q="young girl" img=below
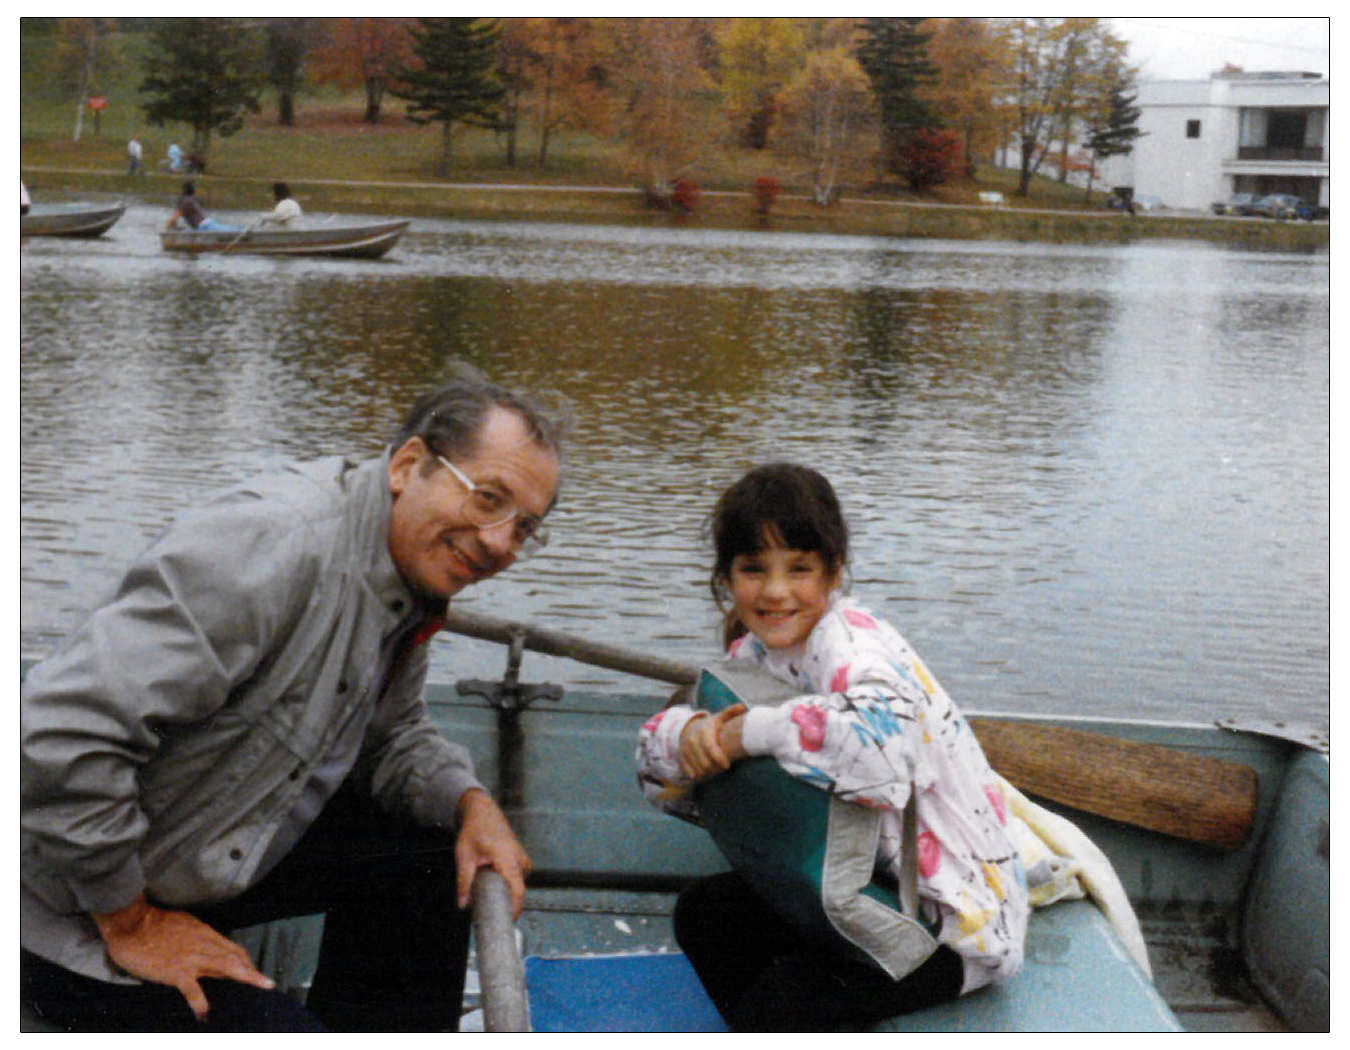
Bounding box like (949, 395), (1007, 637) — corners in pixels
(636, 463), (1028, 1031)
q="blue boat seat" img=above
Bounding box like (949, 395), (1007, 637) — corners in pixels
(524, 899), (1181, 1032)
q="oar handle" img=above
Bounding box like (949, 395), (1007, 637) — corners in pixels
(470, 870), (531, 1032)
(442, 608), (698, 685)
(222, 219), (258, 253)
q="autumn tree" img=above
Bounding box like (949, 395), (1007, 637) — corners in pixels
(1049, 20), (1128, 183)
(715, 18), (805, 149)
(777, 20), (876, 204)
(139, 18), (262, 157)
(922, 18), (1013, 176)
(1007, 18), (1130, 196)
(393, 17), (504, 177)
(855, 17), (938, 175)
(495, 19), (533, 166)
(524, 18), (608, 170)
(54, 17), (121, 141)
(601, 19), (715, 198)
(310, 18), (414, 124)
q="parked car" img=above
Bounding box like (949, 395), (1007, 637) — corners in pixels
(1253, 194), (1309, 220)
(1210, 193), (1260, 216)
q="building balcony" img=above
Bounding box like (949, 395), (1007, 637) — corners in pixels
(1236, 146), (1323, 162)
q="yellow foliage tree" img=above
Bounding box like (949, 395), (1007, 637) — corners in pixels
(715, 17), (806, 149)
(778, 28), (877, 204)
(1008, 17), (1132, 195)
(601, 19), (715, 196)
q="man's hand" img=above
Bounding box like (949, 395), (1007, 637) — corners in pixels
(678, 704), (748, 780)
(93, 894), (274, 1021)
(455, 788), (532, 919)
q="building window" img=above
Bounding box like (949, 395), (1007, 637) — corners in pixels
(1186, 119), (1201, 139)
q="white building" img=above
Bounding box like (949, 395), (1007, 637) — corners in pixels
(1102, 70), (1329, 211)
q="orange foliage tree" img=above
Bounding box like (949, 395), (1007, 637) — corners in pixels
(509, 18), (610, 170)
(310, 18), (415, 123)
(921, 18), (1013, 176)
(715, 18), (806, 149)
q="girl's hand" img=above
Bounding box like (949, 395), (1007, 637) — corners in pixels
(679, 704), (748, 779)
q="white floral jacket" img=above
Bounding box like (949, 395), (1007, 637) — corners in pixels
(636, 593), (1028, 994)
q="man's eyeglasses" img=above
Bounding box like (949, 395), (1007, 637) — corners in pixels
(437, 455), (549, 557)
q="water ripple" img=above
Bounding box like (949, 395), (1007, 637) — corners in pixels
(21, 207), (1328, 730)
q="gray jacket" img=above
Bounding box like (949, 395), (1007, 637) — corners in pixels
(20, 453), (484, 981)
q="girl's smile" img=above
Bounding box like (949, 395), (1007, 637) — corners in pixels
(728, 543), (840, 651)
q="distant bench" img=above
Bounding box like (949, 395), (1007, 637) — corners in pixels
(978, 191), (1007, 207)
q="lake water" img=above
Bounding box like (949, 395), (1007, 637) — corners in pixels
(20, 204), (1330, 733)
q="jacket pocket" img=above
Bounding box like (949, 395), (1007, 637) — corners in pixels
(140, 713), (313, 905)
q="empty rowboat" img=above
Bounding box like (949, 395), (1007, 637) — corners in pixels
(20, 202), (127, 238)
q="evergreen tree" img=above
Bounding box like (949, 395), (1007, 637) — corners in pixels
(1084, 81), (1142, 161)
(855, 17), (938, 172)
(139, 18), (262, 157)
(393, 17), (505, 176)
(264, 18), (315, 127)
(1082, 75), (1142, 202)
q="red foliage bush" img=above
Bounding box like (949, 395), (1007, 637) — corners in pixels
(752, 175), (782, 214)
(896, 128), (964, 192)
(671, 177), (700, 212)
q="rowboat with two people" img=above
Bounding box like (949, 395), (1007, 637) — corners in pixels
(226, 610), (1329, 1033)
(159, 220), (410, 260)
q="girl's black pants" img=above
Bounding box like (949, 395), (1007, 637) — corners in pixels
(673, 870), (964, 1031)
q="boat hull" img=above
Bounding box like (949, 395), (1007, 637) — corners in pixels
(21, 202), (127, 238)
(159, 221), (410, 259)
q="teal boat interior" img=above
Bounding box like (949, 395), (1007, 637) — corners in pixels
(20, 635), (1329, 1032)
(236, 649), (1326, 1033)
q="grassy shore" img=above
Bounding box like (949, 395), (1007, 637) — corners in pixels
(22, 156), (1329, 251)
(19, 33), (1327, 250)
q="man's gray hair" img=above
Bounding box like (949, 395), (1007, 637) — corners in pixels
(389, 363), (567, 464)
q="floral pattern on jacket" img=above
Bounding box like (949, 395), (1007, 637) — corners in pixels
(636, 593), (1028, 994)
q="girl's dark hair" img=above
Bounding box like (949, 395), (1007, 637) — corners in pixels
(706, 463), (848, 647)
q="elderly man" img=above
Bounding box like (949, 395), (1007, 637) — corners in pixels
(21, 373), (564, 1031)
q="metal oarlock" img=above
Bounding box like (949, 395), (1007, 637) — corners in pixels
(456, 627), (563, 813)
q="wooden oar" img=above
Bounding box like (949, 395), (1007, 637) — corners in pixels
(221, 219), (259, 254)
(967, 718), (1257, 851)
(441, 609), (1259, 851)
